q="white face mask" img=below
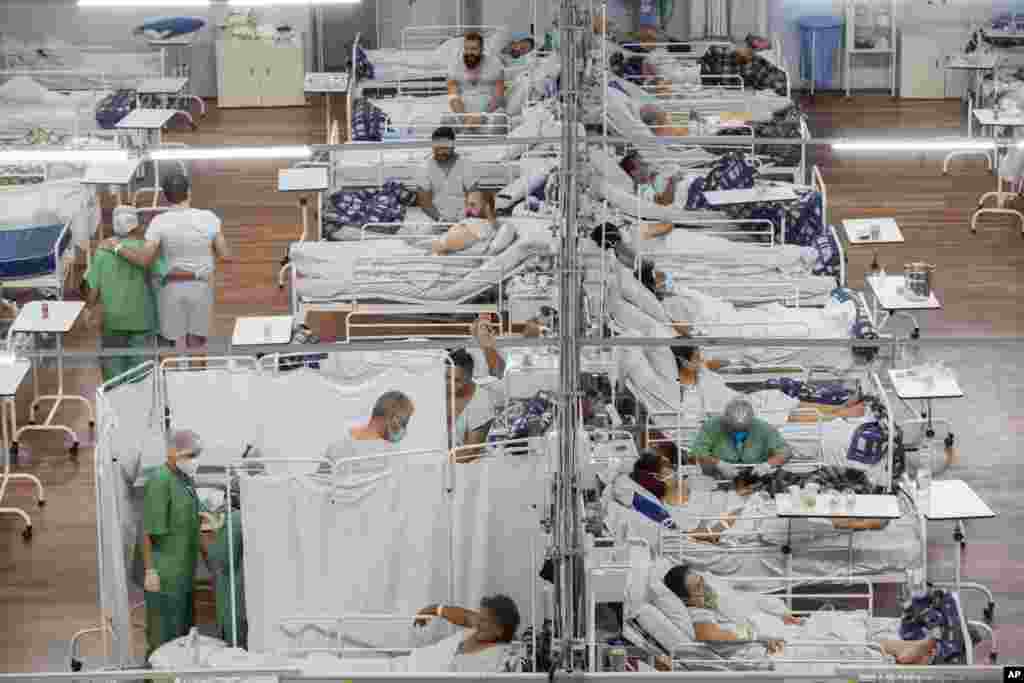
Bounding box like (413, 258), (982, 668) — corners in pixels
(176, 457), (199, 479)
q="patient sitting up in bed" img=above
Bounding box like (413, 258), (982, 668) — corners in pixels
(674, 342), (867, 424)
(413, 595), (521, 672)
(631, 451), (742, 544)
(663, 564), (939, 664)
(322, 391), (415, 471)
(432, 190), (498, 255)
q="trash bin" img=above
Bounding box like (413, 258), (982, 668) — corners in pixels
(799, 16), (843, 90)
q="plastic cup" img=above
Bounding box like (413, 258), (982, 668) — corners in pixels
(788, 484), (801, 507)
(802, 482), (820, 510)
(825, 488), (841, 509)
(843, 488), (856, 510)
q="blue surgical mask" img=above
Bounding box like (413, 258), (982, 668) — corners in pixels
(660, 271), (673, 293)
(387, 426), (407, 444)
(733, 431), (749, 448)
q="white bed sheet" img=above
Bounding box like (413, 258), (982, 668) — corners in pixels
(0, 178), (100, 247)
(295, 217), (555, 303)
(603, 474), (920, 583)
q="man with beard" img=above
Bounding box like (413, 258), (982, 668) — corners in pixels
(446, 32), (506, 134)
(416, 126), (479, 223)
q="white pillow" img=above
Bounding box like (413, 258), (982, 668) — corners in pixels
(609, 295), (673, 338)
(616, 264), (669, 322)
(487, 221), (517, 255)
(618, 346), (679, 411)
(647, 558), (697, 640)
(633, 603), (692, 652)
(624, 538), (652, 609)
(0, 76), (63, 105)
(591, 147), (633, 190)
(485, 27), (511, 55)
(645, 346), (678, 383)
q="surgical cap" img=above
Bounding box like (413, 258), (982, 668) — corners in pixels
(721, 398), (754, 435)
(112, 205), (139, 236)
(167, 428), (203, 457)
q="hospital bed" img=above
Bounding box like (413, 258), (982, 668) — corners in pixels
(0, 41), (164, 92)
(285, 216), (557, 337)
(0, 78), (119, 141)
(0, 179), (99, 298)
(586, 542), (988, 675)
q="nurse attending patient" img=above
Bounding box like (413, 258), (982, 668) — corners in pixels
(142, 429), (204, 657)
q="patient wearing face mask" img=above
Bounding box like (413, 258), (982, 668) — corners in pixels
(432, 190), (499, 255)
(322, 391), (415, 474)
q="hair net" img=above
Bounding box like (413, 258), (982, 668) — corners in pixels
(167, 428), (203, 457)
(112, 205), (139, 236)
(721, 398), (754, 435)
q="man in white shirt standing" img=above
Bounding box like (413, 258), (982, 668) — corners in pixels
(99, 172), (230, 354)
(446, 32), (506, 135)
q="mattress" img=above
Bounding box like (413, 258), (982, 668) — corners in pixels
(0, 222), (67, 279)
(294, 218), (556, 303)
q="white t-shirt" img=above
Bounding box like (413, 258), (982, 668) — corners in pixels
(447, 52), (505, 113)
(146, 207), (221, 274)
(323, 424), (395, 477)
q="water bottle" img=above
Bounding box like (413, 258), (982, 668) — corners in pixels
(916, 439), (933, 515)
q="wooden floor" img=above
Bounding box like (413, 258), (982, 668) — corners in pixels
(1, 94), (1023, 672)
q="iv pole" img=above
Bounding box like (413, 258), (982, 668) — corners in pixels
(552, 0), (587, 672)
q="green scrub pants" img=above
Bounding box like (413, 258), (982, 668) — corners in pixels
(144, 588), (194, 657)
(101, 332), (154, 383)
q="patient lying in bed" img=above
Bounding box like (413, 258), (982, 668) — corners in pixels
(660, 564), (939, 665)
(432, 190), (499, 255)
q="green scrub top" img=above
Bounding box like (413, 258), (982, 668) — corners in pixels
(208, 510), (247, 648)
(690, 416), (787, 465)
(84, 239), (168, 335)
(143, 464), (200, 653)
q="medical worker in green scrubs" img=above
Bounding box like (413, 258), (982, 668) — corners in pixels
(142, 429), (203, 657)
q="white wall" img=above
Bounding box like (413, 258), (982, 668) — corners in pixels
(775, 0), (1004, 92)
(0, 0), (313, 97)
(478, 0), (767, 41)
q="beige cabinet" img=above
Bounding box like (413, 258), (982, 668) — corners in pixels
(217, 40), (306, 108)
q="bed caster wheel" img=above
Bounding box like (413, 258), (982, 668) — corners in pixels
(945, 433), (955, 448)
(70, 659), (82, 672)
(88, 420), (95, 429)
(22, 525), (32, 540)
(984, 603), (995, 624)
(925, 428), (935, 438)
(9, 443), (17, 458)
(38, 498), (46, 507)
(69, 442), (79, 459)
(990, 653), (998, 663)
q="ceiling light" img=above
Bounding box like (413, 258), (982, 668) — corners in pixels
(78, 0), (210, 7)
(832, 140), (995, 152)
(0, 149), (131, 163)
(149, 146), (312, 161)
(228, 0), (360, 6)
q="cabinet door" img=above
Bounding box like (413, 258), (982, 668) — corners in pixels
(219, 42), (261, 107)
(901, 34), (945, 98)
(258, 47), (306, 107)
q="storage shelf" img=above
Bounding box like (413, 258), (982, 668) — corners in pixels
(844, 0), (897, 96)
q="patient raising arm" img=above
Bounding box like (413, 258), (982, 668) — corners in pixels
(432, 190), (498, 255)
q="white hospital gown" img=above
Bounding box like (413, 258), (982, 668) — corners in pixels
(444, 632), (517, 673)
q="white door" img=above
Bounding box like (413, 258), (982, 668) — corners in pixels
(901, 33), (944, 98)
